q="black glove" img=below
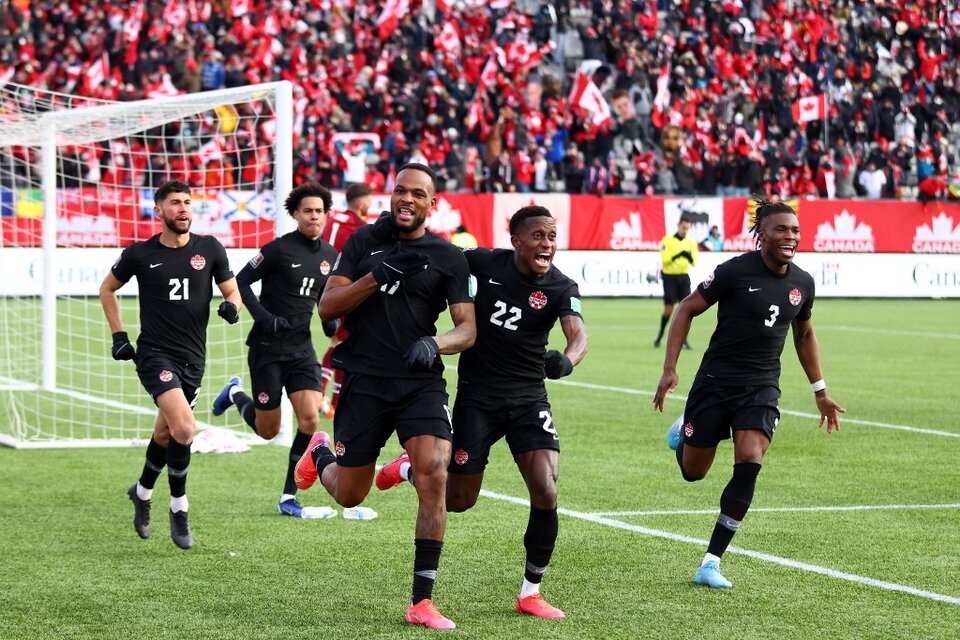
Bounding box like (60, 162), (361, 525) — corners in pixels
(370, 210), (398, 243)
(372, 251), (430, 285)
(404, 336), (439, 370)
(217, 300), (240, 324)
(672, 250), (693, 263)
(111, 331), (135, 361)
(257, 314), (291, 335)
(322, 318), (340, 337)
(544, 350), (574, 379)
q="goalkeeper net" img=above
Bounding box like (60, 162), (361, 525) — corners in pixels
(0, 80), (293, 448)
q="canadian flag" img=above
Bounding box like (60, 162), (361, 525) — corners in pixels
(376, 0), (409, 41)
(793, 94), (826, 123)
(436, 21), (461, 55)
(568, 70), (612, 129)
(479, 55), (500, 88)
(650, 63), (671, 129)
(85, 51), (110, 92)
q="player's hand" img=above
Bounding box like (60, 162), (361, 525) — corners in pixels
(544, 350), (574, 379)
(652, 370), (679, 412)
(404, 336), (439, 370)
(815, 392), (845, 434)
(370, 210), (398, 243)
(321, 318), (340, 337)
(111, 331), (135, 361)
(259, 314), (291, 335)
(372, 251), (430, 285)
(217, 301), (240, 324)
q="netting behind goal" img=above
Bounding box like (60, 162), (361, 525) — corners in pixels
(0, 81), (293, 448)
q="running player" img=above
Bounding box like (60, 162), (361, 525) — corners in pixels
(100, 179), (242, 550)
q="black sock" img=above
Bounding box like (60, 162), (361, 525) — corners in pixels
(166, 438), (192, 499)
(284, 430), (313, 495)
(138, 437), (167, 490)
(310, 443), (337, 480)
(523, 507), (558, 584)
(706, 462), (762, 558)
(412, 538), (443, 604)
(656, 314), (670, 340)
(233, 391), (258, 433)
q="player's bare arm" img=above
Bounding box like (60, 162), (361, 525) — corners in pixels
(558, 314), (588, 367)
(317, 274), (380, 320)
(792, 317), (845, 433)
(99, 272), (127, 333)
(654, 290), (711, 412)
(433, 301), (476, 355)
(217, 277), (242, 311)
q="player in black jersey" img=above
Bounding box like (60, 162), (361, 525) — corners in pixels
(209, 183), (339, 519)
(99, 180), (242, 550)
(377, 205), (587, 619)
(293, 163), (476, 630)
(653, 197), (844, 589)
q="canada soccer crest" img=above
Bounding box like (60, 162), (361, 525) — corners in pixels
(159, 370), (173, 383)
(684, 422), (694, 437)
(529, 290), (548, 309)
(257, 392), (269, 404)
(788, 288), (802, 306)
(335, 441), (346, 457)
(190, 254), (206, 270)
(320, 260), (331, 276)
(454, 449), (469, 465)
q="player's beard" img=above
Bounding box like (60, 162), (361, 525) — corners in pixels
(392, 208), (427, 233)
(162, 215), (191, 235)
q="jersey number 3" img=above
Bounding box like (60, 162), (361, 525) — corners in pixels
(764, 304), (780, 327)
(490, 300), (521, 330)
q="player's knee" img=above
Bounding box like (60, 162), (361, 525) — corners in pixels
(255, 416), (281, 440)
(679, 464), (706, 482)
(296, 411), (319, 435)
(530, 487), (558, 510)
(446, 490), (478, 513)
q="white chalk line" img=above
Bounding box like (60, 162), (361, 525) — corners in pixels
(591, 503), (960, 517)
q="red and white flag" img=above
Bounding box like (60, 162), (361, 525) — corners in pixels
(123, 1), (145, 66)
(165, 0), (188, 30)
(436, 21), (461, 55)
(568, 70), (612, 128)
(198, 138), (223, 166)
(376, 0), (409, 41)
(85, 51), (110, 92)
(793, 94), (826, 123)
(230, 0), (249, 18)
(650, 63), (671, 129)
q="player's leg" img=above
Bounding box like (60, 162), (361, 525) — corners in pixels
(673, 383), (727, 481)
(155, 385), (198, 550)
(127, 410), (168, 539)
(276, 386), (322, 517)
(443, 392), (495, 509)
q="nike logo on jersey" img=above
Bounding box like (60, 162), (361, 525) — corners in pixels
(488, 278), (502, 285)
(371, 250), (384, 255)
(150, 263), (162, 269)
(748, 287), (762, 292)
(291, 263), (302, 268)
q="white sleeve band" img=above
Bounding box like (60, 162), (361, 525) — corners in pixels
(811, 379), (827, 393)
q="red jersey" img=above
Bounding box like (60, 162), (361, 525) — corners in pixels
(320, 209), (367, 252)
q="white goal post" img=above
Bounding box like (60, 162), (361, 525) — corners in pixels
(0, 80), (295, 448)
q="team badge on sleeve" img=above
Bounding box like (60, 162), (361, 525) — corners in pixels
(320, 260), (331, 276)
(159, 370), (173, 383)
(788, 288), (802, 306)
(249, 253), (265, 268)
(529, 290), (548, 309)
(190, 254), (206, 270)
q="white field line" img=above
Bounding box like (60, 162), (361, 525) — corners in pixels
(591, 503), (960, 517)
(550, 379), (960, 438)
(479, 489), (960, 607)
(823, 325), (960, 340)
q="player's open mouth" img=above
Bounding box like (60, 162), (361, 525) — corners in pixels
(535, 252), (552, 267)
(395, 206), (415, 223)
(778, 243), (796, 258)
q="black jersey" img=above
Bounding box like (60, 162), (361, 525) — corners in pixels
(111, 233), (233, 364)
(696, 251), (815, 385)
(237, 231), (338, 353)
(458, 248), (582, 395)
(330, 225), (472, 379)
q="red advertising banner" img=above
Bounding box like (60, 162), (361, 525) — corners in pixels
(567, 195), (665, 250)
(429, 193), (494, 247)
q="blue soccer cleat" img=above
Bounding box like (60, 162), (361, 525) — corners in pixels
(694, 561), (732, 589)
(667, 414), (684, 450)
(277, 497), (304, 518)
(212, 376), (242, 416)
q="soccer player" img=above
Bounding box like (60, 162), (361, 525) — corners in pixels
(317, 183), (373, 420)
(100, 179), (242, 550)
(377, 205), (588, 619)
(655, 216), (698, 349)
(209, 183), (339, 518)
(653, 196), (845, 589)
(294, 163), (476, 630)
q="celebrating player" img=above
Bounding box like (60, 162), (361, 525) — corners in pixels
(653, 196), (845, 589)
(655, 216), (698, 349)
(210, 183), (339, 518)
(294, 163), (476, 629)
(377, 205), (587, 619)
(100, 179), (242, 550)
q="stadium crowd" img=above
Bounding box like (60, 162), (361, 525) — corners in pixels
(2, 0), (960, 200)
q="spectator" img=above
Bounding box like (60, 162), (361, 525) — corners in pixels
(200, 51), (226, 92)
(858, 161), (887, 199)
(700, 225), (723, 252)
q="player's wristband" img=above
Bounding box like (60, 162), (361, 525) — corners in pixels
(811, 379), (827, 393)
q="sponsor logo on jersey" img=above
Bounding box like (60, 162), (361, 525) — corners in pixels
(335, 441), (346, 457)
(684, 422), (694, 438)
(702, 271), (715, 289)
(912, 213), (960, 253)
(149, 263), (162, 269)
(257, 392), (269, 404)
(190, 254), (206, 270)
(320, 260), (331, 276)
(789, 288), (802, 306)
(159, 370), (173, 383)
(249, 253), (264, 268)
(814, 209), (875, 252)
(528, 290), (548, 309)
(454, 449), (469, 465)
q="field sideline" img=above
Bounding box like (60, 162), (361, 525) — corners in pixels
(1, 298), (958, 639)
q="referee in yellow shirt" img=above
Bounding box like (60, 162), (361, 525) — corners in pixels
(655, 216), (698, 349)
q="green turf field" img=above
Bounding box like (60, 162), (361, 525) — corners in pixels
(1, 298), (959, 639)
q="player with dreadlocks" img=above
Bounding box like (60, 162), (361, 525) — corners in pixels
(652, 195), (845, 589)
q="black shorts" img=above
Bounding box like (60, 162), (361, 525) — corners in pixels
(248, 347), (322, 410)
(662, 273), (691, 304)
(333, 372), (453, 467)
(681, 378), (781, 448)
(135, 352), (203, 408)
(449, 390), (559, 475)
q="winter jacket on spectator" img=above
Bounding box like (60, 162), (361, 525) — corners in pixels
(859, 165), (887, 199)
